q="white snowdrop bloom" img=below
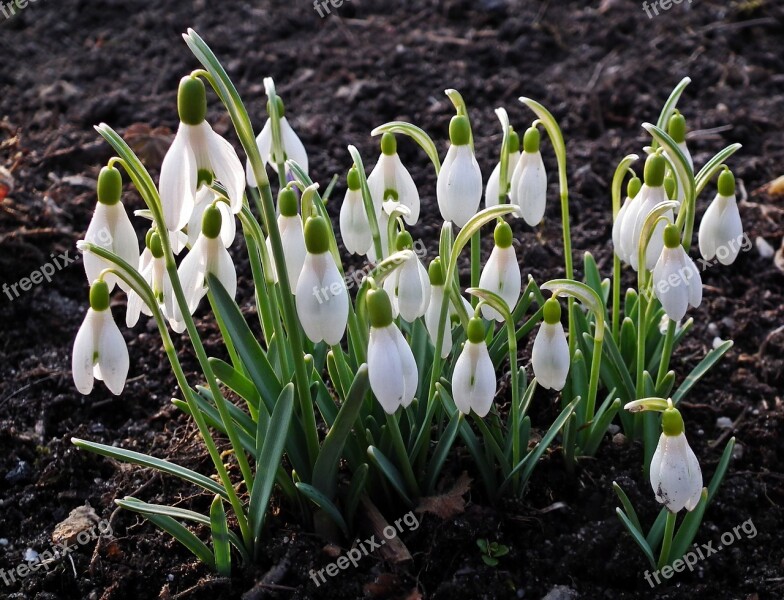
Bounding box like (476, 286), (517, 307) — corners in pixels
(485, 130), (520, 208)
(625, 153), (673, 271)
(699, 169), (743, 266)
(72, 280), (129, 395)
(382, 234), (430, 322)
(339, 166), (372, 255)
(166, 204), (237, 333)
(612, 175), (642, 264)
(366, 288), (418, 414)
(188, 187), (235, 248)
(160, 76), (245, 232)
(126, 231), (171, 328)
(478, 221), (521, 322)
(367, 133), (420, 225)
(652, 224), (702, 322)
(82, 166), (140, 293)
(532, 297), (570, 391)
(424, 258), (471, 359)
(650, 402), (703, 513)
(452, 318), (496, 417)
(264, 188), (306, 289)
(509, 126), (547, 227)
(437, 115), (482, 228)
(295, 215), (348, 345)
(246, 98), (308, 185)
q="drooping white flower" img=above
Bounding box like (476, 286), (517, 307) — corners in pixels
(339, 166), (373, 255)
(478, 221), (521, 322)
(126, 231), (172, 328)
(532, 297), (570, 391)
(366, 288), (418, 414)
(265, 188), (306, 289)
(82, 166), (140, 293)
(612, 175), (641, 264)
(509, 126), (547, 226)
(382, 234), (430, 322)
(437, 115), (482, 228)
(485, 129), (520, 208)
(295, 215), (348, 345)
(160, 76), (245, 232)
(650, 402), (703, 513)
(166, 204), (237, 332)
(652, 224), (702, 322)
(246, 97), (308, 185)
(188, 187), (235, 248)
(424, 258), (471, 359)
(73, 280), (129, 395)
(699, 169), (743, 266)
(367, 133), (419, 225)
(452, 317), (496, 417)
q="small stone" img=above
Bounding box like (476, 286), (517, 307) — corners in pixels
(713, 337), (724, 349)
(732, 442), (744, 460)
(612, 433), (627, 446)
(721, 317), (735, 329)
(608, 424), (621, 435)
(5, 460), (32, 484)
(542, 585), (577, 600)
(716, 417), (733, 429)
(24, 548), (39, 562)
(756, 236), (774, 259)
(707, 322), (720, 337)
(0, 538), (8, 546)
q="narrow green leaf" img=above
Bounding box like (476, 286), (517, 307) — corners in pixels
(616, 508), (656, 569)
(367, 446), (413, 506)
(295, 482), (349, 537)
(612, 482), (644, 533)
(209, 357), (262, 415)
(672, 340), (733, 404)
(210, 496), (232, 576)
(424, 411), (463, 493)
(345, 463), (369, 527)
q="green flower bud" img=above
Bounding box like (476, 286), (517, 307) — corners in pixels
(347, 166), (361, 191)
(664, 174), (676, 200)
(149, 231), (164, 258)
(467, 317), (485, 344)
(523, 126), (540, 154)
(367, 288), (394, 328)
(718, 169), (735, 196)
(644, 152), (666, 188)
(381, 132), (397, 156)
(201, 204), (222, 239)
(279, 187), (298, 217)
(543, 297), (561, 325)
(667, 111), (687, 144)
(493, 221), (513, 248)
(178, 76), (207, 126)
(661, 405), (685, 436)
(508, 128), (520, 154)
(428, 257), (445, 286)
(449, 115), (471, 146)
(395, 231), (414, 251)
(627, 175), (642, 199)
(304, 215), (330, 254)
(145, 228), (155, 249)
(266, 96), (285, 118)
(663, 223), (680, 249)
(97, 166), (122, 206)
(89, 279), (111, 311)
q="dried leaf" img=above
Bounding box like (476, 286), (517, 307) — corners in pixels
(415, 472), (472, 520)
(768, 174), (784, 198)
(52, 505), (101, 545)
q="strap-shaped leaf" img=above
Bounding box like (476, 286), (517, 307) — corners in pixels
(295, 482), (349, 537)
(209, 358), (262, 414)
(424, 410), (463, 494)
(612, 482), (644, 534)
(655, 77), (691, 135)
(210, 496), (232, 576)
(642, 123), (695, 206)
(344, 463), (369, 527)
(367, 446), (413, 506)
(616, 508), (656, 569)
(583, 252), (604, 306)
(672, 340), (733, 404)
(695, 143), (742, 196)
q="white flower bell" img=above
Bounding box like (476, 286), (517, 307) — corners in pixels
(72, 279), (129, 395)
(509, 126), (547, 226)
(367, 133), (420, 225)
(531, 297), (570, 391)
(188, 187), (235, 249)
(160, 76), (245, 232)
(339, 165), (373, 255)
(612, 175), (641, 264)
(366, 287), (418, 414)
(652, 224), (702, 322)
(699, 169), (743, 266)
(650, 401), (703, 513)
(265, 188), (306, 289)
(424, 258), (471, 359)
(485, 129), (520, 208)
(82, 166), (140, 293)
(452, 317), (496, 417)
(126, 231), (172, 328)
(437, 115), (482, 228)
(383, 232), (430, 322)
(246, 96), (309, 185)
(478, 221), (521, 322)
(295, 215), (348, 345)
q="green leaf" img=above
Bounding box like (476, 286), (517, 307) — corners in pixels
(642, 123), (695, 205)
(695, 144), (742, 197)
(367, 446), (413, 506)
(424, 411), (463, 493)
(345, 463), (369, 527)
(672, 340), (733, 404)
(583, 252), (604, 306)
(295, 482), (350, 537)
(209, 358), (262, 415)
(210, 496), (232, 576)
(669, 489), (709, 562)
(371, 121), (441, 176)
(655, 77), (691, 136)
(616, 508), (656, 569)
(583, 398), (621, 456)
(612, 482), (644, 533)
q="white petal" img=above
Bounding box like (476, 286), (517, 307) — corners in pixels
(684, 256), (702, 309)
(207, 240), (237, 300)
(612, 196), (633, 262)
(425, 285), (451, 359)
(478, 245), (520, 322)
(339, 189), (372, 255)
(160, 124), (197, 232)
(437, 146), (482, 228)
(650, 433), (703, 513)
(280, 117), (309, 174)
(531, 322), (570, 390)
(391, 153), (420, 224)
(72, 309), (98, 394)
(511, 151), (547, 226)
(94, 309), (129, 395)
(279, 215), (306, 289)
(246, 120), (272, 187)
(368, 325), (405, 414)
(295, 253), (348, 345)
(396, 257), (429, 322)
(452, 341), (496, 417)
(205, 125), (245, 214)
(652, 247), (690, 321)
(391, 324), (418, 408)
(109, 203), (141, 293)
(176, 236), (208, 320)
(485, 162), (501, 208)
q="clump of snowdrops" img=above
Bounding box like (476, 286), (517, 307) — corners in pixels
(71, 30), (738, 573)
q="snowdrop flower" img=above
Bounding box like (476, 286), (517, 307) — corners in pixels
(437, 115), (482, 228)
(265, 188), (306, 289)
(187, 187), (235, 248)
(424, 258), (471, 359)
(699, 169), (743, 266)
(246, 97), (308, 185)
(160, 76), (245, 232)
(367, 133), (419, 225)
(383, 232), (430, 322)
(166, 204), (237, 332)
(485, 129), (520, 208)
(622, 152), (673, 271)
(509, 126), (547, 227)
(532, 297), (570, 391)
(339, 165), (372, 255)
(652, 224), (702, 322)
(452, 317), (496, 417)
(82, 166), (140, 293)
(612, 175), (641, 264)
(126, 231), (172, 328)
(650, 401), (703, 513)
(366, 287), (418, 414)
(73, 279), (129, 395)
(478, 221), (521, 322)
(295, 215), (348, 345)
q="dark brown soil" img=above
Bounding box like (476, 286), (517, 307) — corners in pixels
(1, 1), (783, 599)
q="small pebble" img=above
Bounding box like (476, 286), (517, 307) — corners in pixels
(732, 442), (744, 460)
(707, 322), (719, 337)
(24, 548), (39, 562)
(0, 538), (8, 546)
(612, 433), (627, 446)
(608, 424), (620, 435)
(697, 429), (705, 436)
(167, 574), (174, 582)
(712, 337), (724, 349)
(716, 417), (734, 429)
(721, 317), (735, 329)
(756, 236), (775, 259)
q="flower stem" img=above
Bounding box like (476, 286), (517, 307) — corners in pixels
(658, 510), (677, 570)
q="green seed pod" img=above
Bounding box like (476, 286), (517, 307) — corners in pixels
(449, 115), (471, 146)
(367, 288), (394, 328)
(542, 297), (561, 325)
(279, 187), (298, 217)
(89, 279), (111, 311)
(493, 221), (513, 248)
(467, 317), (485, 344)
(380, 132), (397, 156)
(178, 76), (207, 126)
(304, 215), (330, 254)
(664, 174), (676, 200)
(523, 126), (540, 154)
(717, 169), (735, 196)
(201, 204), (223, 239)
(97, 166), (123, 206)
(644, 153), (666, 188)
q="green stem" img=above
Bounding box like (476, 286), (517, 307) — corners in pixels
(386, 413), (420, 497)
(658, 510), (677, 570)
(656, 319), (676, 387)
(470, 232), (480, 308)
